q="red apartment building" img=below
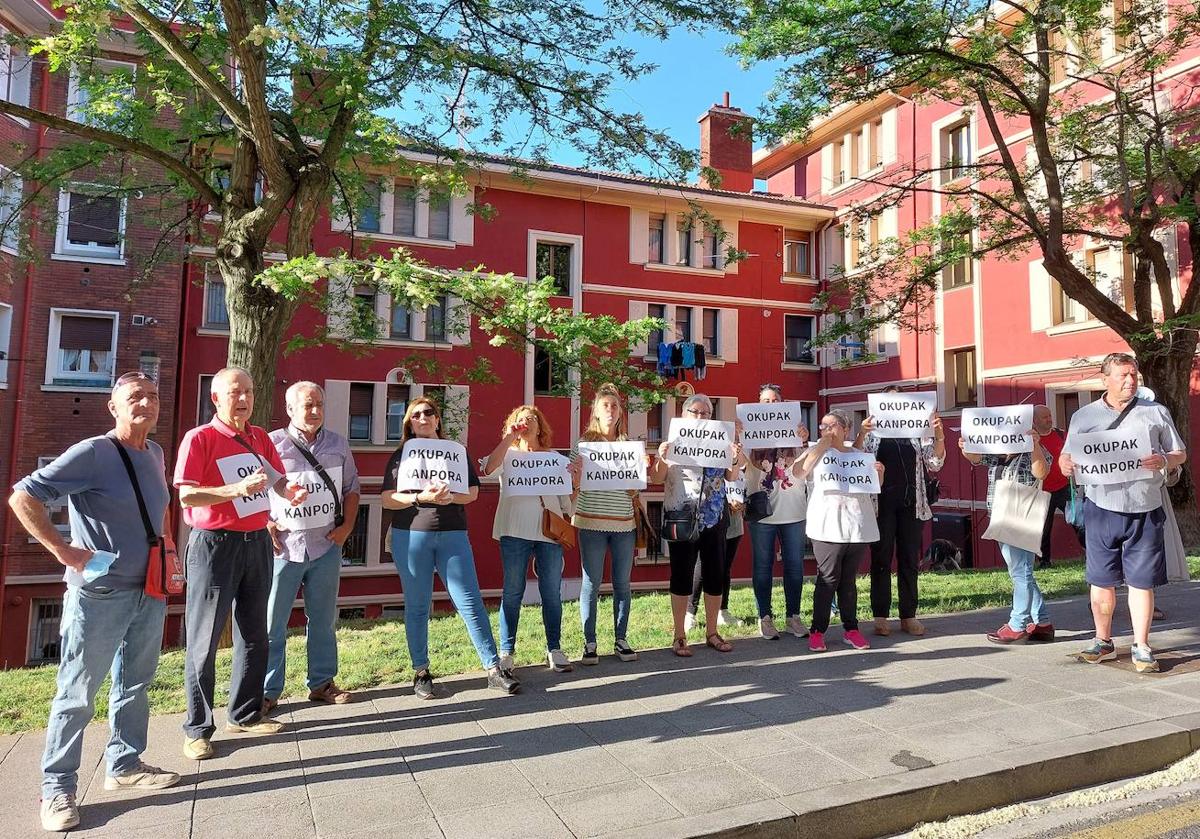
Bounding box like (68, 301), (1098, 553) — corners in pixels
(752, 1), (1198, 570)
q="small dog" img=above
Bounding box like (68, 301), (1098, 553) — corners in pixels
(925, 538), (963, 572)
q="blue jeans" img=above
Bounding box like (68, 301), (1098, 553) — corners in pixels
(391, 528), (499, 672)
(749, 520), (806, 619)
(264, 543), (342, 698)
(498, 536), (564, 654)
(1001, 542), (1048, 631)
(578, 528), (636, 645)
(42, 585), (166, 798)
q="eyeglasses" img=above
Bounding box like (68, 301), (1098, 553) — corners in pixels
(411, 408), (437, 419)
(685, 408), (712, 418)
(818, 423), (842, 431)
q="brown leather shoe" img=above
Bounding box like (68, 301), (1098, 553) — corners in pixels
(308, 681), (352, 705)
(901, 618), (926, 636)
(873, 618), (892, 636)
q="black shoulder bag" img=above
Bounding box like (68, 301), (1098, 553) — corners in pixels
(663, 470), (713, 543)
(287, 431), (344, 526)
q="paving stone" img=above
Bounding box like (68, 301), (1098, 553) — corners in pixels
(66, 818), (193, 839)
(415, 760), (541, 817)
(547, 778), (680, 838)
(736, 745), (868, 796)
(310, 781), (437, 837)
(644, 763), (775, 815)
(193, 800), (315, 839)
(596, 798), (796, 839)
(436, 798), (572, 839)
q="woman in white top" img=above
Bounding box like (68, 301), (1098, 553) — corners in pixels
(799, 409), (884, 653)
(482, 405), (576, 674)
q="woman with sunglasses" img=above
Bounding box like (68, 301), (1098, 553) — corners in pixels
(649, 394), (743, 656)
(382, 398), (518, 699)
(482, 405), (576, 673)
(798, 409), (883, 652)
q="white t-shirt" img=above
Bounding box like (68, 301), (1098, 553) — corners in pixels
(805, 446), (879, 543)
(745, 459), (808, 524)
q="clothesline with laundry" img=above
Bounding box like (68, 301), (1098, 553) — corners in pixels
(656, 340), (708, 381)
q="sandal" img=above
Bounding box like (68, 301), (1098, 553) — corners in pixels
(706, 633), (733, 653)
(672, 636), (693, 657)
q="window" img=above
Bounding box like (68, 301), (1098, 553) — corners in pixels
(1056, 392), (1082, 428)
(948, 347), (977, 408)
(851, 127), (864, 176)
(636, 501), (667, 564)
(67, 60), (136, 127)
(356, 180), (382, 233)
(28, 599), (63, 665)
(426, 295), (447, 343)
(35, 457), (71, 537)
(648, 214), (665, 263)
(535, 242), (573, 296)
(647, 303), (666, 357)
(0, 30), (33, 110)
(0, 303), (11, 384)
(202, 267), (229, 329)
(869, 118), (884, 170)
(198, 374), (217, 425)
(832, 137), (846, 185)
(943, 122), (972, 182)
(701, 225), (721, 270)
(1086, 245), (1132, 309)
(348, 383), (374, 441)
(1052, 279), (1088, 325)
(1048, 28), (1068, 85)
(342, 506), (370, 567)
(784, 315), (815, 365)
(389, 299), (411, 339)
(941, 230), (973, 289)
(701, 308), (719, 356)
(56, 189), (124, 259)
(533, 342), (567, 395)
(676, 222), (693, 266)
(427, 195), (450, 240)
(646, 404), (664, 443)
(49, 311), (116, 385)
(783, 231), (811, 276)
(386, 384), (410, 441)
(833, 307), (887, 364)
(674, 306), (693, 343)
(394, 184), (417, 236)
(0, 166), (21, 252)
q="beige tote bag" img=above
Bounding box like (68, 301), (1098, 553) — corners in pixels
(982, 460), (1051, 556)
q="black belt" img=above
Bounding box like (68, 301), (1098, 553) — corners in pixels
(195, 527), (270, 542)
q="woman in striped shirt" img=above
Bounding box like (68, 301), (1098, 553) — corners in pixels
(573, 385), (641, 665)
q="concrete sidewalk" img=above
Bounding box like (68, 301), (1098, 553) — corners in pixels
(3, 582), (1200, 839)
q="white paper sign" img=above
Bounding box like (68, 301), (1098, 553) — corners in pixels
(394, 439), (469, 495)
(736, 401), (806, 449)
(962, 405), (1034, 455)
(868, 391), (937, 439)
(813, 451), (881, 494)
(1070, 428), (1154, 486)
(216, 452), (272, 517)
(667, 418), (735, 469)
(502, 450), (573, 496)
(271, 465), (343, 531)
(578, 441), (646, 491)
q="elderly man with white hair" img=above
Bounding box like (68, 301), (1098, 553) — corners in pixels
(263, 381), (360, 711)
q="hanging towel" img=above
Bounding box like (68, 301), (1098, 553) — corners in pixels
(680, 341), (696, 369)
(657, 341), (674, 376)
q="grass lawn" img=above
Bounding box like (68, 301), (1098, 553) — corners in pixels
(1, 557), (1196, 735)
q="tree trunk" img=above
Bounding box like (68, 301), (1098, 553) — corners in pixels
(1137, 348), (1200, 547)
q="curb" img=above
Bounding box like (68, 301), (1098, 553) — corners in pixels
(710, 713), (1200, 839)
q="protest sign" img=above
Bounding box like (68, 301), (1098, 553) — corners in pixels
(867, 391), (937, 438)
(271, 465), (343, 530)
(502, 450), (573, 496)
(216, 453), (273, 517)
(394, 439), (469, 494)
(736, 401), (806, 448)
(1070, 428), (1154, 486)
(812, 450), (881, 494)
(667, 418), (735, 469)
(961, 405), (1034, 455)
(578, 441), (646, 491)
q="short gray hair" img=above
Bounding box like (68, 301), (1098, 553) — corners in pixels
(824, 408), (853, 430)
(285, 380), (324, 406)
(211, 366), (252, 392)
(681, 394), (713, 414)
(1100, 352), (1137, 375)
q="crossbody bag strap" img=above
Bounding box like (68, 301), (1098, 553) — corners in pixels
(108, 436), (159, 543)
(288, 431), (342, 523)
(1105, 396), (1139, 431)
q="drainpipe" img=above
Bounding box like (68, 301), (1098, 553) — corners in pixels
(814, 218), (835, 413)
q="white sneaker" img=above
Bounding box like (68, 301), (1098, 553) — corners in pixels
(498, 653), (514, 673)
(759, 616), (781, 640)
(683, 611), (697, 633)
(547, 649), (574, 673)
(104, 761), (181, 791)
(40, 793), (79, 832)
(787, 616), (810, 638)
(717, 609), (741, 627)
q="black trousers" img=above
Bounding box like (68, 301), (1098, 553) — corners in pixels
(1040, 484), (1085, 561)
(870, 490), (922, 619)
(689, 534), (741, 612)
(668, 520), (727, 597)
(183, 528), (273, 739)
(811, 540), (864, 633)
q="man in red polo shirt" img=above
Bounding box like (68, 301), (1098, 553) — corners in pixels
(1035, 405), (1084, 569)
(174, 367), (307, 761)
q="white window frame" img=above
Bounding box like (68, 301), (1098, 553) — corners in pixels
(0, 163), (21, 254)
(627, 301), (739, 364)
(67, 59), (137, 126)
(54, 186), (126, 262)
(27, 597), (64, 665)
(782, 313), (818, 368)
(332, 179), (465, 247)
(201, 263), (229, 332)
(938, 119), (973, 184)
(0, 25), (33, 121)
(527, 230), (583, 300)
(826, 306), (889, 366)
(45, 308), (119, 388)
(0, 301), (12, 385)
(324, 377), (470, 448)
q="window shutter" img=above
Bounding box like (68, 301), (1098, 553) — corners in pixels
(450, 189), (474, 245)
(323, 380), (351, 437)
(444, 385), (470, 445)
(427, 195), (450, 240)
(67, 193), (120, 245)
(59, 315), (113, 351)
(820, 144), (834, 193)
(881, 318), (901, 357)
(629, 208), (649, 264)
(881, 107), (898, 165)
(628, 300), (649, 357)
(1029, 259), (1052, 331)
(349, 383), (374, 415)
(393, 184), (417, 236)
(8, 49), (32, 109)
(718, 307), (738, 362)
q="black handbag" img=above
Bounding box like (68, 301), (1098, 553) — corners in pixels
(745, 490), (772, 522)
(924, 475), (941, 505)
(663, 472), (714, 543)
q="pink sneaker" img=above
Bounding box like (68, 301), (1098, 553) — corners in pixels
(844, 629), (870, 650)
(808, 631), (826, 652)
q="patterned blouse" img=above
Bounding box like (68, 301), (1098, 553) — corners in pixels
(863, 434), (945, 521)
(664, 465), (728, 531)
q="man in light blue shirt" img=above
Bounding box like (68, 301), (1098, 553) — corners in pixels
(263, 381), (361, 711)
(9, 372), (179, 833)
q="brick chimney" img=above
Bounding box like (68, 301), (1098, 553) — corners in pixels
(698, 92), (754, 192)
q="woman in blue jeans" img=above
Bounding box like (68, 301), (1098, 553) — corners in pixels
(572, 384), (641, 665)
(960, 433), (1052, 644)
(745, 446), (810, 640)
(382, 397), (518, 699)
(482, 404), (576, 673)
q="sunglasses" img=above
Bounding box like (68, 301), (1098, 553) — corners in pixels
(411, 408), (438, 419)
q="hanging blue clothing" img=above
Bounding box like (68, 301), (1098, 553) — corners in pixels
(680, 341), (696, 369)
(657, 341), (675, 376)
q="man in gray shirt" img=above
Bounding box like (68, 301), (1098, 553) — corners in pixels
(263, 381), (361, 711)
(9, 372), (180, 833)
(1060, 353), (1186, 673)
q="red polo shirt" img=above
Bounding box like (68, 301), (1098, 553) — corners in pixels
(1039, 428), (1068, 492)
(174, 417), (286, 531)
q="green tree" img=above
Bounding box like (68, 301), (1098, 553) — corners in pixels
(0, 0), (722, 422)
(737, 0), (1200, 538)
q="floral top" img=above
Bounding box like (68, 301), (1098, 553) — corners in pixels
(664, 465), (728, 531)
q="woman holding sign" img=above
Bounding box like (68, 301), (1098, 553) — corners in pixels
(800, 409), (882, 652)
(649, 395), (743, 657)
(482, 405), (576, 674)
(382, 398), (519, 699)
